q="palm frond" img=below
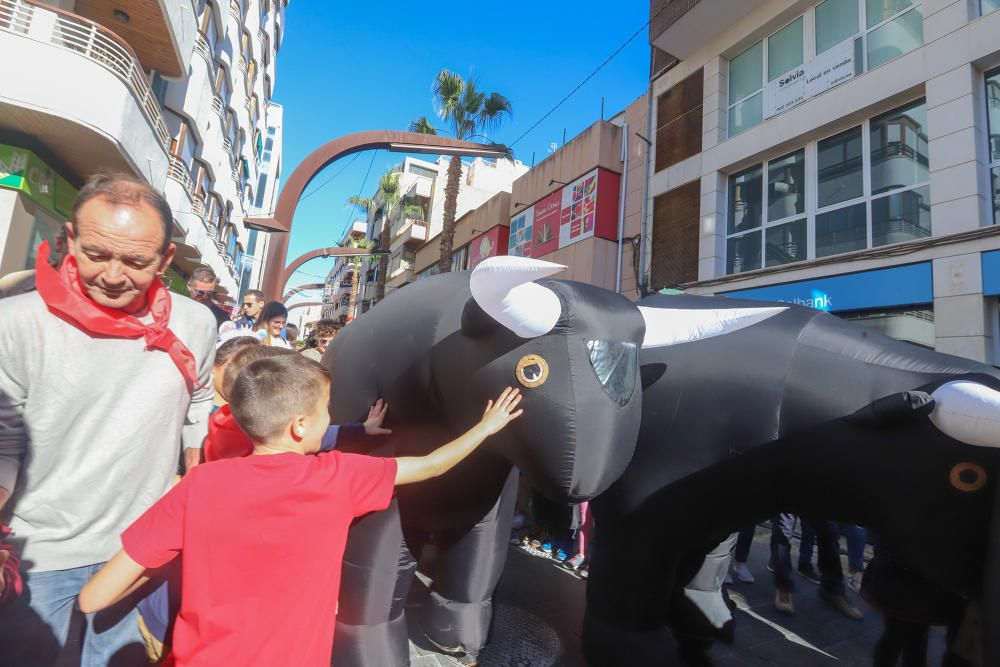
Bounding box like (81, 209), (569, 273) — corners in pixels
(346, 196), (377, 216)
(433, 69), (464, 121)
(479, 92), (512, 133)
(491, 142), (516, 163)
(408, 116), (437, 135)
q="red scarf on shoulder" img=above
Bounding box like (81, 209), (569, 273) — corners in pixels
(34, 241), (201, 392)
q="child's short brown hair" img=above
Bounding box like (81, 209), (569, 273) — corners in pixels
(229, 354), (331, 442)
(215, 335), (259, 368)
(221, 345), (293, 400)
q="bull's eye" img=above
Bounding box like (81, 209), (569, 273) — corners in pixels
(950, 462), (987, 493)
(515, 354), (549, 388)
(586, 340), (638, 407)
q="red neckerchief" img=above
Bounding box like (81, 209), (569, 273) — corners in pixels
(34, 241), (201, 392)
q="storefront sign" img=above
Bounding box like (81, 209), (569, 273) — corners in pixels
(720, 262), (932, 313)
(982, 250), (1000, 296)
(468, 225), (510, 270)
(0, 143), (76, 219)
(764, 38), (855, 119)
(508, 168), (621, 259)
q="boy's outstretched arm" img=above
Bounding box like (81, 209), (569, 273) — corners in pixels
(78, 549), (148, 613)
(394, 387), (523, 486)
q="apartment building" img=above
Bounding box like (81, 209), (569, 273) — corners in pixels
(0, 0), (286, 302)
(646, 0), (1000, 362)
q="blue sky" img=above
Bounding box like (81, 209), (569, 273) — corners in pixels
(274, 0), (650, 294)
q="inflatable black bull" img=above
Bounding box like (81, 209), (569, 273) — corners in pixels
(584, 293), (1000, 666)
(326, 256), (1000, 666)
(325, 258), (644, 666)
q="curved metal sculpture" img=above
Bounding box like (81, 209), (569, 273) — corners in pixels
(244, 130), (507, 300)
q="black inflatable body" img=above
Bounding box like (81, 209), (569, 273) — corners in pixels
(584, 292), (1000, 666)
(324, 260), (644, 665)
(326, 256), (1000, 666)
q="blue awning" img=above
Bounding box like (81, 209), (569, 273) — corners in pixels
(983, 250), (1000, 297)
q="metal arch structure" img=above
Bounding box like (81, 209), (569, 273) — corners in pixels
(287, 301), (323, 313)
(282, 283), (324, 304)
(244, 130), (508, 300)
(279, 247), (386, 301)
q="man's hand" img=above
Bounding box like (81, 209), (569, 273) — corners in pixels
(363, 399), (392, 436)
(478, 387), (523, 436)
(184, 447), (203, 473)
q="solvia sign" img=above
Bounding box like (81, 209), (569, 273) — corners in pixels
(763, 38), (855, 119)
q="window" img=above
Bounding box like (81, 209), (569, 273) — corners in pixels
(728, 41), (763, 137)
(408, 164), (437, 179)
(985, 0), (1000, 14)
(226, 224), (238, 257)
(214, 65), (230, 100)
(988, 68), (1000, 225)
(726, 1), (924, 137)
(450, 246), (468, 272)
(656, 69), (703, 171)
(151, 72), (168, 106)
(726, 99), (930, 274)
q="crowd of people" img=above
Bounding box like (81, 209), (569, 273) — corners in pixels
(0, 172), (523, 667)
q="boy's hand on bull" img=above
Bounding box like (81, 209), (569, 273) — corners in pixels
(478, 387), (524, 436)
(364, 399), (392, 436)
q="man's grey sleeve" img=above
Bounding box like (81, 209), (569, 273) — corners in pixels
(0, 320), (27, 492)
(182, 321), (218, 450)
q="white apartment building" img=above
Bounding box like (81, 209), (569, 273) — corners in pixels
(0, 0), (286, 303)
(646, 0), (1000, 363)
(322, 220), (368, 321)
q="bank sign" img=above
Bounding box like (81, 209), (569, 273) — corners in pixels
(508, 167), (621, 259)
(720, 263), (932, 313)
(764, 38), (855, 119)
(0, 144), (77, 219)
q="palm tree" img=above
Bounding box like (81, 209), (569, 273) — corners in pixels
(408, 69), (512, 273)
(347, 169), (424, 301)
(344, 237), (376, 320)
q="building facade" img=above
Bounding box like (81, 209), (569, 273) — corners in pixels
(645, 0), (1000, 362)
(0, 0), (287, 303)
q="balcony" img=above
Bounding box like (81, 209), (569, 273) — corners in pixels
(386, 260), (414, 288)
(193, 32), (211, 62)
(69, 0), (197, 78)
(390, 219), (428, 250)
(649, 0), (760, 60)
(0, 0), (170, 185)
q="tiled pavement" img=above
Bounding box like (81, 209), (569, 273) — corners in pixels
(405, 526), (947, 666)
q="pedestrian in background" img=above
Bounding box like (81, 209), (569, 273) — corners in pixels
(301, 319), (338, 361)
(234, 289), (265, 329)
(254, 301), (290, 348)
(187, 267), (231, 329)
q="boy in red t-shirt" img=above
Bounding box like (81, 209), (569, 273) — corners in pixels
(79, 354), (523, 667)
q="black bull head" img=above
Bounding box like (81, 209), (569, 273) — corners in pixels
(325, 257), (1000, 664)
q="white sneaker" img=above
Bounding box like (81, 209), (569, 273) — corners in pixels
(732, 561), (755, 583)
(847, 570), (863, 593)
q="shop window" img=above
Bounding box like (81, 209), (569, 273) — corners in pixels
(726, 99), (930, 274)
(651, 181), (700, 287)
(988, 68), (1000, 224)
(450, 246), (468, 272)
(841, 307), (934, 348)
(655, 69), (703, 172)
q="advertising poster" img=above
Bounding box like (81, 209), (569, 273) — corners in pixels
(531, 190), (561, 257)
(559, 169), (599, 248)
(469, 225), (510, 269)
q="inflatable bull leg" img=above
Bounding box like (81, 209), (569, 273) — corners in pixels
(332, 498), (416, 667)
(420, 468), (519, 660)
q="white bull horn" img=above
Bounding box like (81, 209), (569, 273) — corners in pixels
(930, 381), (1000, 448)
(469, 256), (566, 338)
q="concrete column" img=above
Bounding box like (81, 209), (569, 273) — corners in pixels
(925, 63), (993, 236)
(698, 172), (726, 281)
(922, 0), (976, 42)
(702, 56), (727, 152)
(933, 252), (994, 363)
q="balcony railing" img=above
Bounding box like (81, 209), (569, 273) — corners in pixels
(0, 0), (171, 152)
(211, 94), (224, 117)
(166, 156), (195, 194)
(229, 0), (241, 21)
(193, 32), (211, 61)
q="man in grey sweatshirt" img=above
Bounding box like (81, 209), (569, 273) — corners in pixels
(0, 174), (217, 666)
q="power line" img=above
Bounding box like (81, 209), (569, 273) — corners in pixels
(300, 152), (361, 202)
(339, 149), (379, 237)
(508, 5), (668, 148)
